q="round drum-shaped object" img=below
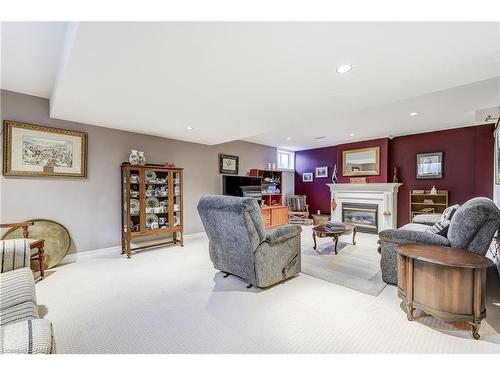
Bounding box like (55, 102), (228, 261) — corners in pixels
(2, 219), (71, 270)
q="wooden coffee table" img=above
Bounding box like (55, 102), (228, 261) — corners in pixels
(312, 223), (356, 254)
(395, 243), (493, 340)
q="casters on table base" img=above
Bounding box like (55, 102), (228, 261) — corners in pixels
(246, 284), (253, 289)
(223, 273), (230, 278)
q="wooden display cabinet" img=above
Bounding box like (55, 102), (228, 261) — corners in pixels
(121, 163), (183, 258)
(249, 169), (289, 228)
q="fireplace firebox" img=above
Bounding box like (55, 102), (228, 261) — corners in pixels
(342, 202), (378, 234)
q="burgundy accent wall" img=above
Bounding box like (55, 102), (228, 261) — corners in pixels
(390, 124), (494, 227)
(295, 146), (337, 215)
(336, 138), (390, 183)
(295, 125), (493, 226)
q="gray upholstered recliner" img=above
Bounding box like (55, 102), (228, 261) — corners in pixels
(197, 195), (302, 288)
(379, 197), (500, 284)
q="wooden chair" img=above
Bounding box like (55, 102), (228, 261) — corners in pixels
(287, 195), (310, 225)
(0, 221), (45, 278)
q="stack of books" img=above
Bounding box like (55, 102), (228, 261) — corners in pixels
(324, 221), (346, 230)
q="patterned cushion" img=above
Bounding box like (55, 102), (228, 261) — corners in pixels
(0, 319), (54, 354)
(0, 267), (37, 311)
(0, 239), (31, 273)
(425, 205), (460, 237)
(1, 301), (39, 327)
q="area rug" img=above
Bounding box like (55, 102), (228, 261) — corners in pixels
(300, 228), (387, 296)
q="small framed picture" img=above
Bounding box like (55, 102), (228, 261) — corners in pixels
(416, 152), (443, 179)
(302, 172), (313, 182)
(219, 154), (239, 174)
(315, 166), (328, 178)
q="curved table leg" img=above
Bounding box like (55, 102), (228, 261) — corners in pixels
(334, 235), (338, 254)
(313, 231), (318, 251)
(352, 226), (357, 245)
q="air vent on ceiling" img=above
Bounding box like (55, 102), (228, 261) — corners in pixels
(314, 136), (326, 140)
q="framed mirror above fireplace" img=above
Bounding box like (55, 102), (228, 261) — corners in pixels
(342, 146), (380, 176)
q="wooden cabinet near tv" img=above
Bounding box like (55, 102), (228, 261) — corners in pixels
(249, 169), (289, 228)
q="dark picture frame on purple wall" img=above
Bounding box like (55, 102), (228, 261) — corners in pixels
(302, 172), (313, 182)
(416, 152), (443, 179)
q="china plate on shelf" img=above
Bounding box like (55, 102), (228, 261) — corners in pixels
(130, 199), (140, 215)
(146, 213), (159, 225)
(145, 170), (156, 182)
(146, 197), (160, 208)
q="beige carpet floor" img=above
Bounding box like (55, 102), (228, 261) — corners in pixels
(35, 230), (500, 353)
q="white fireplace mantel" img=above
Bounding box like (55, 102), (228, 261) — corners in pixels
(326, 183), (403, 231)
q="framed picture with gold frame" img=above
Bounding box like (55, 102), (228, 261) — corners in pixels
(3, 120), (88, 178)
(342, 146), (380, 176)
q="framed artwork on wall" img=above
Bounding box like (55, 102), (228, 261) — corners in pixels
(302, 172), (313, 182)
(218, 154), (239, 174)
(315, 166), (328, 178)
(3, 120), (88, 178)
(342, 147), (380, 176)
(416, 152), (443, 179)
(495, 122), (500, 184)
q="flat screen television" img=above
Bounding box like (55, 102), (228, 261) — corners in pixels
(222, 175), (262, 203)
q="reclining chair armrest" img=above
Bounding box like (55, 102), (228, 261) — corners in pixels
(378, 229), (450, 247)
(0, 239), (32, 273)
(265, 224), (302, 246)
(0, 319), (55, 354)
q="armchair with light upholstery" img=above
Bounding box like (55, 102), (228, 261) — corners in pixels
(378, 197), (500, 284)
(0, 239), (54, 354)
(0, 221), (45, 278)
(197, 195), (302, 288)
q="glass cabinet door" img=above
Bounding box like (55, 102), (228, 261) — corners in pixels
(128, 168), (142, 234)
(144, 168), (169, 231)
(173, 171), (182, 228)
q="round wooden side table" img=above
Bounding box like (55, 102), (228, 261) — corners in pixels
(395, 243), (493, 340)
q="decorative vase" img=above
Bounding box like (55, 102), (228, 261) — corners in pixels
(271, 163), (276, 171)
(129, 150), (139, 165)
(138, 151), (146, 165)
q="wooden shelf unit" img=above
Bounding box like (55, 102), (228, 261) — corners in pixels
(121, 163), (184, 257)
(409, 190), (448, 222)
(249, 169), (289, 228)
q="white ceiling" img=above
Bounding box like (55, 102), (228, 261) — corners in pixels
(2, 22), (499, 150)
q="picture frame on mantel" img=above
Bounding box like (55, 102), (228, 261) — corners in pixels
(3, 120), (88, 178)
(218, 154), (239, 174)
(342, 146), (380, 176)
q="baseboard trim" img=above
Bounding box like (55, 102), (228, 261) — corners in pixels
(60, 231), (207, 264)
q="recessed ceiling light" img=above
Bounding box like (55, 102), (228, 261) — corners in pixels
(349, 133), (355, 137)
(286, 137), (293, 141)
(409, 112), (418, 116)
(186, 126), (194, 130)
(336, 64), (352, 73)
